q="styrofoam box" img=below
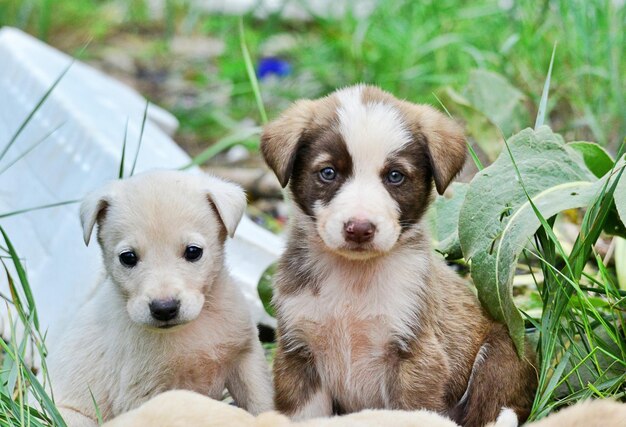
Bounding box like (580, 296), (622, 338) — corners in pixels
(0, 27), (281, 346)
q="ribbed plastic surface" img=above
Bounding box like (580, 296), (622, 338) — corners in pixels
(0, 27), (280, 345)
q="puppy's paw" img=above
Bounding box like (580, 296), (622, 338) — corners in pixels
(103, 390), (255, 427)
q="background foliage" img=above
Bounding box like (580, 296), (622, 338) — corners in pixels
(1, 0), (625, 425)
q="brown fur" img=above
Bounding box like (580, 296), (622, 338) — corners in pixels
(394, 100), (467, 194)
(273, 333), (322, 414)
(361, 85), (467, 195)
(263, 85), (537, 427)
(261, 96), (339, 188)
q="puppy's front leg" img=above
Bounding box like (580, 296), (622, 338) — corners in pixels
(59, 406), (99, 427)
(226, 339), (274, 415)
(273, 342), (331, 420)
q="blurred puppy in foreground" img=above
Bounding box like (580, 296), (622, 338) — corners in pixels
(261, 85), (537, 427)
(48, 170), (273, 426)
(103, 390), (626, 427)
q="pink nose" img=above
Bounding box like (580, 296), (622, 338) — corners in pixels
(343, 219), (376, 244)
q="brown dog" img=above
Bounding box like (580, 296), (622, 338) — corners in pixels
(261, 85), (537, 427)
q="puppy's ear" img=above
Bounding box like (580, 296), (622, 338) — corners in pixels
(80, 184), (115, 246)
(400, 103), (467, 195)
(261, 100), (315, 187)
(204, 176), (247, 238)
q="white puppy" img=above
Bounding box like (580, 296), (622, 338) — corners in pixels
(47, 170), (273, 427)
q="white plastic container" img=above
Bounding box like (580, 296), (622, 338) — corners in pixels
(0, 27), (281, 345)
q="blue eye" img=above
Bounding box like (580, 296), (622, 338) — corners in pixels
(319, 167), (337, 182)
(387, 170), (405, 185)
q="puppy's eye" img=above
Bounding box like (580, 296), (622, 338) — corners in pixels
(386, 170), (405, 185)
(319, 167), (336, 182)
(119, 251), (138, 268)
(184, 245), (203, 262)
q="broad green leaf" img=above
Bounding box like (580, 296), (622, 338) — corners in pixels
(257, 264), (276, 318)
(459, 126), (597, 354)
(437, 86), (503, 162)
(463, 69), (529, 138)
(438, 70), (528, 161)
(568, 141), (614, 178)
(429, 182), (468, 259)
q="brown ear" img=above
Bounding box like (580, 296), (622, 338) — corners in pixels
(260, 100), (316, 188)
(399, 102), (467, 195)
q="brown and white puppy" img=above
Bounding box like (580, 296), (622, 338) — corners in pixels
(48, 170), (273, 427)
(261, 85), (537, 427)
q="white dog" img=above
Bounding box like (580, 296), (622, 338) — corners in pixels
(47, 170), (273, 426)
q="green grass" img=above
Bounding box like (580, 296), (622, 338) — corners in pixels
(0, 0), (625, 424)
(501, 109), (626, 417)
(0, 0), (623, 153)
(525, 157), (626, 417)
(1, 226), (67, 427)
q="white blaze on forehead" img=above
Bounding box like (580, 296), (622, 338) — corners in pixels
(334, 85), (413, 173)
(313, 86), (412, 254)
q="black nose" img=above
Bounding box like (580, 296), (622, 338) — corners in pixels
(149, 299), (180, 322)
(343, 219), (376, 244)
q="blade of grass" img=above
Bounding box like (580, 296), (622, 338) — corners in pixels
(0, 61), (73, 162)
(239, 18), (268, 125)
(0, 121), (66, 176)
(130, 102), (149, 177)
(17, 354), (67, 427)
(118, 118), (130, 179)
(433, 92), (483, 170)
(179, 127), (261, 170)
(88, 388), (103, 426)
(0, 200), (80, 220)
(1, 227), (38, 329)
(616, 237), (626, 290)
(535, 42), (557, 129)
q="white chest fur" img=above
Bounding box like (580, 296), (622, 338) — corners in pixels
(48, 279), (247, 419)
(278, 250), (429, 410)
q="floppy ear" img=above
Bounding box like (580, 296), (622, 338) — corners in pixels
(204, 176), (247, 238)
(260, 100), (316, 188)
(399, 102), (467, 195)
(80, 183), (116, 246)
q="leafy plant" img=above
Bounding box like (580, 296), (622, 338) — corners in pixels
(438, 69), (528, 161)
(427, 34), (626, 419)
(430, 127), (626, 418)
(460, 126), (624, 352)
(429, 92), (625, 422)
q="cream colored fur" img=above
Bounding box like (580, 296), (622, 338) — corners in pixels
(512, 400), (626, 427)
(48, 171), (273, 426)
(103, 390), (460, 427)
(104, 390), (626, 427)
